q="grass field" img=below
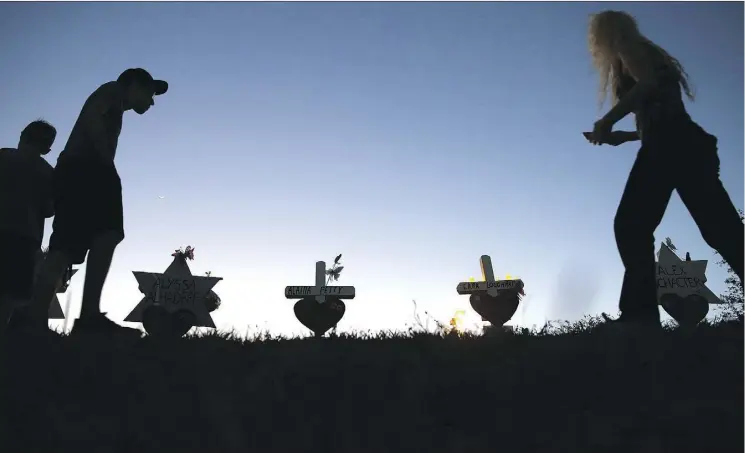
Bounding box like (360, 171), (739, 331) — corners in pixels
(0, 315), (742, 453)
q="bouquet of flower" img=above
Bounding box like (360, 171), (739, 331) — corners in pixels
(204, 292), (221, 312)
(172, 245), (195, 261)
(204, 271), (221, 312)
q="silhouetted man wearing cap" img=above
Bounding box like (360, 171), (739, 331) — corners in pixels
(10, 68), (168, 336)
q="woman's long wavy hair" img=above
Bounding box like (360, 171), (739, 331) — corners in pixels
(588, 10), (694, 108)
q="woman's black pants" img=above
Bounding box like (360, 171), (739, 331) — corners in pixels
(614, 120), (744, 322)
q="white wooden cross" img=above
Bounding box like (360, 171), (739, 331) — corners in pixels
(456, 255), (523, 298)
(285, 261), (355, 304)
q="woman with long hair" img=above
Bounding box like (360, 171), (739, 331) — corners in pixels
(584, 10), (743, 330)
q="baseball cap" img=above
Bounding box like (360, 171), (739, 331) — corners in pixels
(117, 68), (168, 96)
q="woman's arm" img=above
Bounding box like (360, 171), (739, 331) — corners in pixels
(618, 130), (640, 142)
(601, 42), (660, 126)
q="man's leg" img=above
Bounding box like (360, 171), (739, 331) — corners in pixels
(78, 231), (121, 318)
(613, 147), (675, 325)
(0, 232), (18, 333)
(0, 232), (14, 319)
(70, 162), (138, 335)
(2, 232), (65, 332)
(19, 157), (83, 330)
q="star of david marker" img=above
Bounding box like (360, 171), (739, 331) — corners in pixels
(656, 243), (721, 305)
(33, 249), (77, 319)
(125, 260), (222, 328)
(48, 268), (78, 319)
(456, 255), (522, 298)
(285, 261), (355, 304)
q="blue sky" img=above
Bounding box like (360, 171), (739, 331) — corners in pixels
(1, 2), (742, 336)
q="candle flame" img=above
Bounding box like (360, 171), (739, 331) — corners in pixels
(465, 274), (520, 282)
(449, 309), (467, 333)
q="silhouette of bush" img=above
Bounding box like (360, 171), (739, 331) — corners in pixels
(0, 313), (741, 453)
(713, 209), (744, 322)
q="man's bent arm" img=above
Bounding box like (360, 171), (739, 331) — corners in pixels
(84, 89), (122, 158)
(41, 164), (54, 218)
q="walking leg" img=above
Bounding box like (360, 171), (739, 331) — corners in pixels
(614, 147), (675, 323)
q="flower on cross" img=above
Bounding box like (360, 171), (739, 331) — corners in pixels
(325, 254), (344, 285)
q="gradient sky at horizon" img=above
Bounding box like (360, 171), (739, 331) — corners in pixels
(1, 2), (742, 337)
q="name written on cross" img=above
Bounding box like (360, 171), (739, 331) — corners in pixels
(455, 255), (524, 296)
(456, 280), (519, 294)
(285, 286), (356, 298)
(285, 260), (357, 303)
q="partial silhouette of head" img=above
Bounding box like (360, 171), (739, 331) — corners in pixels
(19, 119), (56, 156)
(588, 10), (640, 56)
(117, 68), (168, 115)
(587, 10), (693, 107)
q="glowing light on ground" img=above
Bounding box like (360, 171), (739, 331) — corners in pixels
(449, 309), (467, 333)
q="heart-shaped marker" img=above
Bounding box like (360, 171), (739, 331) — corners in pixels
(171, 309), (197, 337)
(142, 306), (197, 338)
(294, 297), (345, 336)
(660, 293), (709, 328)
(142, 305), (172, 338)
(469, 291), (520, 327)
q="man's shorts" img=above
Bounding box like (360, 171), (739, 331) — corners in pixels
(48, 157), (125, 265)
(0, 230), (39, 300)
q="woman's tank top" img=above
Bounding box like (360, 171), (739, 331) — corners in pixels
(614, 44), (690, 137)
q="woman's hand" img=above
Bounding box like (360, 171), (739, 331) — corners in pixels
(590, 118), (614, 144)
(583, 130), (634, 147)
